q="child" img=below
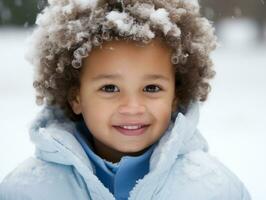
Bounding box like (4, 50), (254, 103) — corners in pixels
(0, 0), (251, 199)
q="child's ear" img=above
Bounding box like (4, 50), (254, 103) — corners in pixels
(68, 88), (82, 115)
(171, 96), (179, 112)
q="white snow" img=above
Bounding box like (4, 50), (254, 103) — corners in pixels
(48, 0), (98, 11)
(0, 27), (41, 184)
(106, 6), (181, 38)
(106, 11), (134, 33)
(217, 18), (259, 48)
(181, 0), (199, 7)
(106, 10), (155, 39)
(0, 20), (266, 199)
(127, 2), (155, 19)
(150, 8), (172, 35)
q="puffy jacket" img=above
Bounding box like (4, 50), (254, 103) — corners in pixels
(0, 102), (251, 200)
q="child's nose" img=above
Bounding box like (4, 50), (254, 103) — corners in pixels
(118, 96), (146, 115)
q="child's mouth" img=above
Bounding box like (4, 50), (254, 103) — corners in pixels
(112, 125), (150, 136)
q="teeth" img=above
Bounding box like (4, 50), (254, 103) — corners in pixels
(120, 125), (142, 130)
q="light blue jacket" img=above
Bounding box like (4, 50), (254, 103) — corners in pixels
(0, 102), (251, 200)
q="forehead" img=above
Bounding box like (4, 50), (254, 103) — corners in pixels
(81, 38), (174, 78)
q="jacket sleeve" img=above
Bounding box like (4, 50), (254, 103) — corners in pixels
(0, 157), (91, 200)
(0, 182), (32, 200)
(240, 181), (252, 200)
(171, 150), (252, 200)
(0, 157), (40, 200)
(211, 155), (252, 200)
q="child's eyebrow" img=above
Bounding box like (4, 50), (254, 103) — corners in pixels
(91, 74), (170, 82)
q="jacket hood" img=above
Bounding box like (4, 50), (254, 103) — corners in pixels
(29, 101), (208, 197)
(27, 102), (208, 200)
(30, 101), (208, 171)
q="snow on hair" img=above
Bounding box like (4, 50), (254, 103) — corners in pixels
(26, 0), (217, 120)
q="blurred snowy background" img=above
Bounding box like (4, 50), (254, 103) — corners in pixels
(0, 0), (266, 199)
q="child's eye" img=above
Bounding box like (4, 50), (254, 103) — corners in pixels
(143, 84), (162, 93)
(99, 84), (162, 94)
(100, 84), (119, 93)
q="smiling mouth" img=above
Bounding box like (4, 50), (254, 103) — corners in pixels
(112, 125), (150, 136)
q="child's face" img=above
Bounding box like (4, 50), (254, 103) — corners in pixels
(70, 38), (178, 162)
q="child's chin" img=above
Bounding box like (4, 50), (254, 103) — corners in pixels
(117, 144), (151, 156)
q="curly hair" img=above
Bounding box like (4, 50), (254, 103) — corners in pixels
(26, 0), (217, 121)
